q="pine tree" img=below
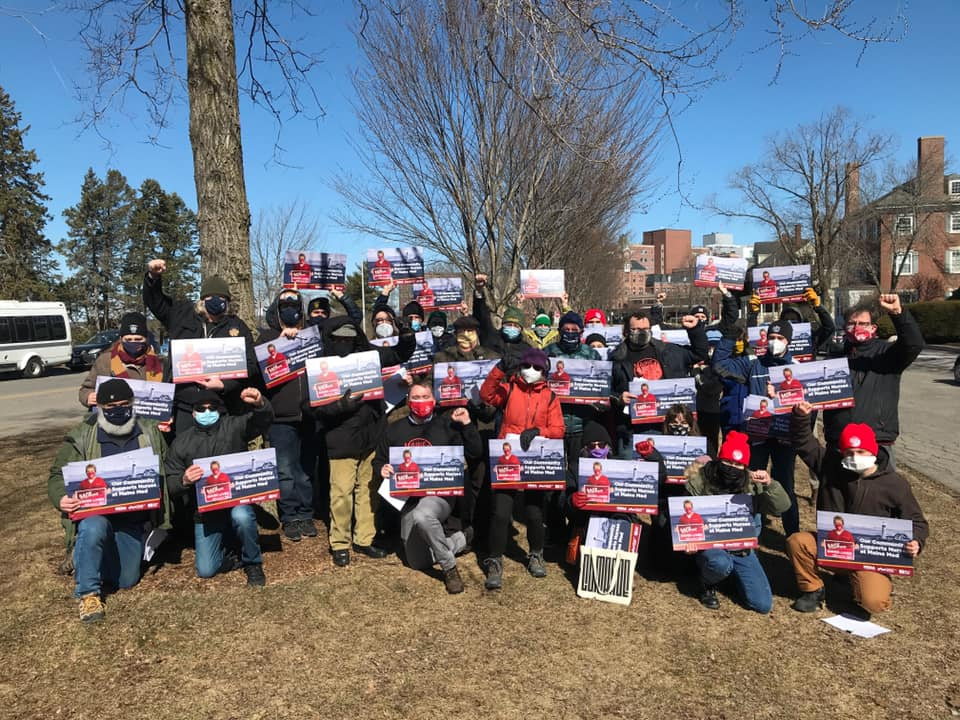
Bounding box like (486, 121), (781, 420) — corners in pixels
(0, 86), (55, 299)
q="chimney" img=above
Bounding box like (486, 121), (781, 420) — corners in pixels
(917, 136), (945, 196)
(845, 162), (860, 215)
(793, 223), (802, 246)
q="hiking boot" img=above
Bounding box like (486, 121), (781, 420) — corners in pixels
(282, 522), (303, 542)
(699, 585), (720, 610)
(331, 549), (350, 567)
(218, 551), (242, 574)
(791, 587), (825, 613)
(298, 519), (319, 538)
(527, 551), (547, 578)
(352, 543), (388, 559)
(443, 566), (465, 595)
(244, 563), (266, 587)
(79, 593), (105, 623)
(484, 556), (503, 590)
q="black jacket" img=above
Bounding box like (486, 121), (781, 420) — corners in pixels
(256, 290), (311, 424)
(821, 309), (924, 444)
(472, 288), (529, 362)
(610, 326), (710, 400)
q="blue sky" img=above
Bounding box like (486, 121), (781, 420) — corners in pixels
(1, 1), (956, 275)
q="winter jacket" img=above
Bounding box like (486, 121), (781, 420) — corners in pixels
(711, 336), (795, 431)
(684, 460), (791, 516)
(143, 272), (259, 416)
(472, 289), (530, 362)
(48, 415), (171, 548)
(256, 290), (311, 424)
(544, 341), (603, 436)
(609, 327), (710, 400)
(747, 301), (836, 353)
(523, 326), (559, 350)
(164, 400), (274, 512)
(480, 365), (566, 439)
(78, 341), (165, 407)
(791, 409), (929, 550)
(821, 309), (924, 445)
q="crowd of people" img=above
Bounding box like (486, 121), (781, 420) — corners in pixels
(50, 259), (929, 624)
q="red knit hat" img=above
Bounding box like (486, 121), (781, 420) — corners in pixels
(838, 423), (878, 456)
(584, 308), (606, 325)
(718, 430), (750, 466)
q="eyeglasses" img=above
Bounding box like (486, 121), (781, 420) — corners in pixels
(195, 404), (218, 412)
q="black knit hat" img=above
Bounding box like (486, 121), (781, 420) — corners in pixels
(580, 421), (612, 450)
(96, 378), (134, 405)
(118, 312), (148, 336)
(402, 301), (425, 319)
(767, 320), (793, 342)
(308, 297), (331, 315)
(427, 310), (447, 328)
(192, 389), (224, 410)
(372, 304), (396, 322)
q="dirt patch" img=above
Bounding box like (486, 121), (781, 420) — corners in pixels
(1, 425), (957, 719)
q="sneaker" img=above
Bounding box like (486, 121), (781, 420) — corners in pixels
(298, 519), (319, 538)
(699, 585), (720, 610)
(791, 587), (825, 613)
(484, 556), (503, 590)
(282, 522), (303, 542)
(527, 550), (547, 578)
(331, 549), (350, 567)
(244, 563), (266, 587)
(352, 543), (388, 559)
(443, 566), (465, 594)
(79, 593), (105, 623)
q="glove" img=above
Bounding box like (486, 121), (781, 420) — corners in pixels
(336, 388), (364, 414)
(803, 287), (820, 307)
(519, 427), (540, 451)
(634, 439), (655, 459)
(497, 354), (520, 377)
(748, 294), (762, 313)
(570, 491), (589, 511)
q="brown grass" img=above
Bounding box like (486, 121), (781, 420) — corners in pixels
(1, 427), (958, 720)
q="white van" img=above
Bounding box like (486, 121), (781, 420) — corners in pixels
(0, 301), (73, 377)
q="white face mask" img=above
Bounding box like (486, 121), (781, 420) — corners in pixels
(375, 322), (393, 338)
(768, 339), (788, 356)
(430, 326), (444, 338)
(585, 322), (604, 330)
(841, 454), (876, 473)
(520, 368), (543, 385)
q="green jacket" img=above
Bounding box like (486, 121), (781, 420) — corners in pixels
(683, 461), (791, 516)
(48, 415), (172, 548)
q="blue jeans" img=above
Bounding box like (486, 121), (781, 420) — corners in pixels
(750, 441), (799, 536)
(73, 514), (145, 597)
(194, 505), (261, 577)
(270, 421), (315, 524)
(697, 549), (773, 614)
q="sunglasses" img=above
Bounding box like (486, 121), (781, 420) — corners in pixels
(195, 404), (219, 412)
(585, 441), (609, 449)
(520, 363), (545, 371)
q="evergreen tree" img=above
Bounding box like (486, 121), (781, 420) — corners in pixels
(0, 86), (55, 299)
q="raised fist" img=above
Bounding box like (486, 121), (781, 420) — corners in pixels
(147, 259), (166, 277)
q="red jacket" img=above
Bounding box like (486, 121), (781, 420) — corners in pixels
(480, 365), (566, 440)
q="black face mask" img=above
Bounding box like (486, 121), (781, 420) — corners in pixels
(204, 296), (227, 316)
(307, 315), (325, 328)
(559, 330), (581, 353)
(331, 339), (353, 358)
(628, 329), (651, 347)
(279, 307), (301, 327)
(103, 405), (133, 426)
(121, 340), (147, 358)
(717, 463), (744, 490)
(667, 423), (690, 436)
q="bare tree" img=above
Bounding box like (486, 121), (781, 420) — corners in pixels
(250, 200), (323, 318)
(709, 107), (895, 305)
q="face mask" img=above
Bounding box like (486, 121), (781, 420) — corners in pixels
(204, 296), (227, 316)
(841, 454), (876, 473)
(534, 325), (550, 339)
(846, 326), (875, 344)
(279, 307), (301, 327)
(410, 319), (422, 332)
(195, 409), (220, 427)
(121, 340), (147, 357)
(667, 423), (690, 436)
(102, 405), (133, 426)
(408, 399), (436, 419)
(734, 340), (745, 355)
(501, 325), (521, 341)
(307, 315), (325, 328)
(585, 322), (604, 331)
(375, 322), (394, 338)
(588, 446), (611, 459)
(717, 463), (743, 490)
(520, 367), (543, 384)
(559, 330), (581, 351)
(628, 329), (650, 346)
(430, 325), (444, 338)
(768, 339), (788, 356)
(331, 340), (353, 358)
(456, 330), (478, 350)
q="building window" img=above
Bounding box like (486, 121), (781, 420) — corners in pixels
(949, 212), (960, 234)
(950, 179), (960, 196)
(895, 215), (914, 236)
(946, 248), (960, 274)
(893, 250), (919, 276)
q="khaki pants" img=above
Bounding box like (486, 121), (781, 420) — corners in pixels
(328, 452), (378, 550)
(786, 532), (892, 614)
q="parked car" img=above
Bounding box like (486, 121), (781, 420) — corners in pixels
(69, 330), (120, 370)
(954, 354), (960, 384)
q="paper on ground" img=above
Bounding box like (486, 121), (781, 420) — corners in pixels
(378, 478), (406, 512)
(821, 613), (890, 638)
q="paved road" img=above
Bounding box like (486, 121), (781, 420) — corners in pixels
(0, 367), (87, 438)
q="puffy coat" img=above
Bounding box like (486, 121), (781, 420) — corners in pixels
(480, 365), (566, 439)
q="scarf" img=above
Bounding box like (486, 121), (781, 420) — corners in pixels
(110, 342), (164, 381)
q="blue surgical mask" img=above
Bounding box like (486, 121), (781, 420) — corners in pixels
(534, 325), (550, 339)
(502, 325), (521, 341)
(102, 405), (133, 426)
(204, 296), (227, 316)
(410, 319), (422, 332)
(195, 409), (220, 427)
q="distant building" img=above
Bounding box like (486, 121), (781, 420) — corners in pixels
(642, 228), (692, 276)
(702, 232), (734, 248)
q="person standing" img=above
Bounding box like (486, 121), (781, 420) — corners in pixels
(78, 312), (164, 408)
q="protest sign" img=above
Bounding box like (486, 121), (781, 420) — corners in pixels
(305, 351), (384, 406)
(63, 447), (161, 520)
(668, 494), (757, 552)
(282, 250), (347, 290)
(433, 359), (498, 407)
(170, 337), (248, 384)
(576, 458), (658, 513)
(366, 246), (425, 286)
(488, 435), (565, 491)
(254, 324), (323, 389)
(752, 265), (811, 303)
(581, 326), (623, 359)
(584, 516), (642, 552)
(694, 255), (748, 290)
(377, 330), (435, 376)
(656, 328), (692, 346)
(629, 377), (697, 424)
(547, 358), (612, 406)
(816, 510), (914, 577)
(412, 277), (462, 310)
(632, 434), (707, 483)
(577, 544), (638, 606)
(741, 394), (792, 441)
(387, 446), (465, 498)
(748, 322), (814, 361)
(94, 376), (175, 423)
(520, 269), (565, 298)
(193, 448), (280, 513)
(767, 358), (854, 410)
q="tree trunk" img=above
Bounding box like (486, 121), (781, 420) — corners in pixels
(185, 0), (255, 326)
